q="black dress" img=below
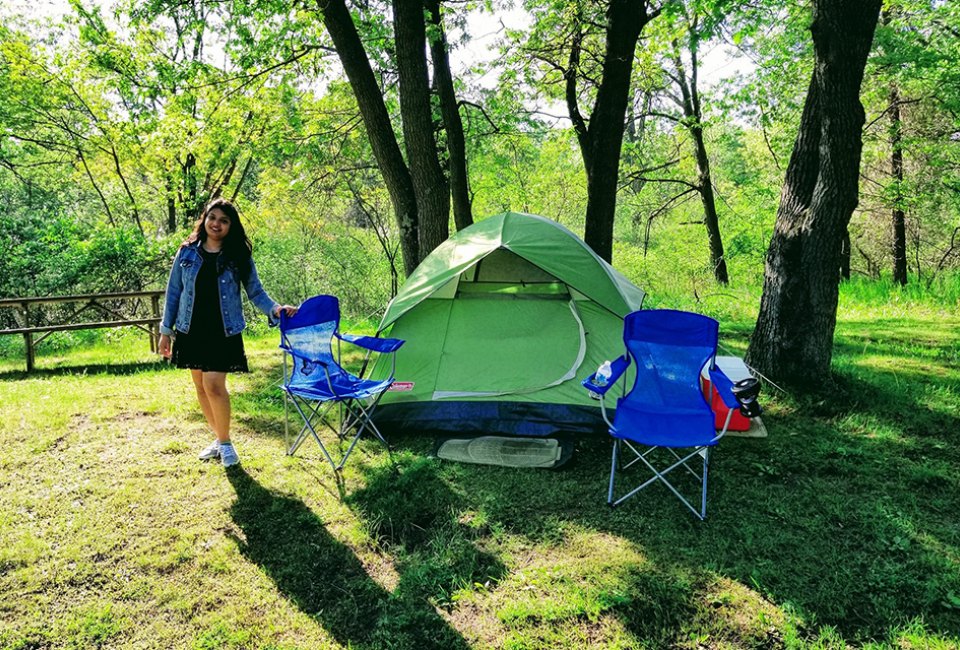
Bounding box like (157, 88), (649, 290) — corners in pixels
(171, 247), (249, 373)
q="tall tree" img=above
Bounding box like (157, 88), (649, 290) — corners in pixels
(746, 0), (883, 386)
(881, 8), (909, 286)
(888, 81), (908, 286)
(880, 0), (960, 284)
(575, 0), (661, 262)
(635, 1), (733, 283)
(316, 0), (473, 273)
(393, 0), (450, 255)
(426, 0), (473, 231)
(666, 5), (729, 284)
(316, 0), (421, 276)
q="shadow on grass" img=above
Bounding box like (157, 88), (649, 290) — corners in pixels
(346, 457), (507, 607)
(368, 361), (960, 645)
(235, 324), (960, 644)
(0, 359), (173, 381)
(226, 466), (473, 650)
(836, 317), (960, 340)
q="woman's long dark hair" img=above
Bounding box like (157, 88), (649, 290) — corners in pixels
(182, 198), (253, 280)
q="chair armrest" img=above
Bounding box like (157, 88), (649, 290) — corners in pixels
(581, 355), (630, 396)
(337, 332), (405, 353)
(708, 366), (738, 409)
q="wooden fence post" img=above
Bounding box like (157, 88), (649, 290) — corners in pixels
(21, 303), (33, 373)
(150, 294), (161, 353)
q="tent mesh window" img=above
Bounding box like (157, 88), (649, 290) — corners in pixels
(458, 250), (569, 300)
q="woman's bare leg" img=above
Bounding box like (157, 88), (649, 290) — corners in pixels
(201, 372), (231, 443)
(190, 369), (218, 433)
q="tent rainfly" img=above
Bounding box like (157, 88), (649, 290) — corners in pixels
(368, 212), (645, 436)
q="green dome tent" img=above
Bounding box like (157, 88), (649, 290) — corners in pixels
(369, 212), (645, 436)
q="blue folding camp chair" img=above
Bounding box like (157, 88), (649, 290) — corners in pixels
(279, 295), (404, 472)
(582, 309), (739, 519)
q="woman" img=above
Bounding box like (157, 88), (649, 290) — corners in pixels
(158, 198), (296, 467)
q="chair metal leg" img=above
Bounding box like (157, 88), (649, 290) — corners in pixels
(610, 443), (713, 519)
(700, 448), (709, 520)
(635, 448), (706, 518)
(335, 431), (365, 471)
(287, 417), (314, 457)
(608, 439), (619, 505)
(287, 395), (339, 472)
(668, 446), (702, 480)
(284, 390), (290, 453)
(334, 396), (391, 470)
(283, 354), (289, 453)
(285, 389), (392, 474)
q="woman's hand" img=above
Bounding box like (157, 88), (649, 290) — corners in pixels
(158, 334), (172, 358)
(274, 305), (298, 318)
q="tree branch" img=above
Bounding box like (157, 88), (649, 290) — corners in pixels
(642, 188), (699, 254)
(458, 101), (502, 134)
(626, 175), (700, 191)
(645, 110), (683, 123)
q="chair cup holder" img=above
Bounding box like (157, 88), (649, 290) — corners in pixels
(732, 377), (763, 419)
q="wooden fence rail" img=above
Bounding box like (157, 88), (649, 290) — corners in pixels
(0, 291), (165, 372)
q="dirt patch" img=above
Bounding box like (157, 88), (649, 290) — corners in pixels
(105, 410), (159, 422)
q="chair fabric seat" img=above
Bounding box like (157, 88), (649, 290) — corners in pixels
(286, 372), (394, 402)
(279, 294), (403, 472)
(611, 400), (718, 448)
(584, 308), (738, 519)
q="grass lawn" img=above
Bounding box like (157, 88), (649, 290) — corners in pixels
(0, 311), (958, 649)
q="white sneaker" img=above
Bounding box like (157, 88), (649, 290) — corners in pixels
(220, 442), (240, 468)
(198, 440), (220, 461)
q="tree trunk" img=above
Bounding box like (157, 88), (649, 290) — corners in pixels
(231, 154), (255, 203)
(211, 155), (238, 200)
(166, 175), (177, 233)
(890, 84), (907, 286)
(110, 145), (143, 234)
(75, 144), (114, 227)
(393, 0), (450, 258)
(316, 0), (420, 276)
(581, 0), (655, 262)
(566, 20), (591, 176)
(426, 0), (473, 232)
(624, 89), (651, 201)
(183, 152), (200, 225)
(672, 41), (729, 285)
(691, 126), (729, 284)
(746, 0), (882, 387)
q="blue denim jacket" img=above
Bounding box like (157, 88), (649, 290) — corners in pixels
(160, 241), (279, 337)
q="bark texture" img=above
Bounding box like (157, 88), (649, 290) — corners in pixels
(574, 0), (656, 262)
(673, 44), (728, 284)
(316, 0), (420, 276)
(426, 0), (473, 232)
(745, 0), (882, 387)
(393, 0), (450, 258)
(890, 84), (908, 285)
